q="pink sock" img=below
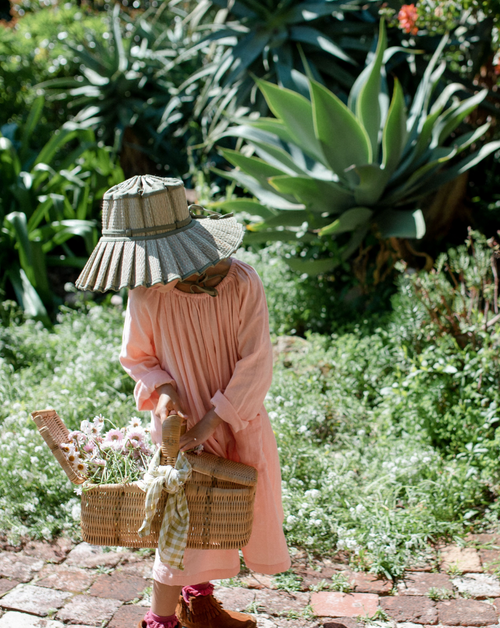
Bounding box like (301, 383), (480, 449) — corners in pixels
(144, 610), (178, 628)
(182, 581), (214, 604)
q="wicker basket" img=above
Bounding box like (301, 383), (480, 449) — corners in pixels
(32, 409), (257, 550)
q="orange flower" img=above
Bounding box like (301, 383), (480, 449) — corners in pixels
(398, 4), (418, 35)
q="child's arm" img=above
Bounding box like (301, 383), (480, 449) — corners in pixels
(180, 266), (272, 450)
(120, 288), (180, 414)
(210, 269), (273, 432)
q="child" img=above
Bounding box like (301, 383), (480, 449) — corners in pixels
(76, 175), (291, 628)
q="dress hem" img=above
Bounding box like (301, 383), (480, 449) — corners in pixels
(152, 565), (240, 587)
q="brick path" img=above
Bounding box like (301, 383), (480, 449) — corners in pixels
(0, 535), (499, 627)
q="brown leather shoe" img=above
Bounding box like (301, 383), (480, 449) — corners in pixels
(176, 594), (256, 628)
(137, 622), (146, 628)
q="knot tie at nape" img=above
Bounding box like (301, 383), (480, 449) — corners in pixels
(138, 448), (192, 570)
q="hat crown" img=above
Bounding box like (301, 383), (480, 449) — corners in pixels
(102, 176), (190, 236)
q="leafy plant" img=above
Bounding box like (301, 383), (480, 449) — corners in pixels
(216, 21), (500, 274)
(427, 586), (455, 601)
(273, 570), (303, 592)
(0, 97), (123, 322)
(0, 5), (109, 134)
(181, 0), (379, 138)
(40, 4), (201, 178)
(398, 229), (500, 348)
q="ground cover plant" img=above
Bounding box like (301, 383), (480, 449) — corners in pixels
(1, 234), (500, 577)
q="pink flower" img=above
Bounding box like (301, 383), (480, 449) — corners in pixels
(398, 4), (418, 35)
(68, 430), (85, 443)
(83, 441), (96, 454)
(104, 429), (124, 443)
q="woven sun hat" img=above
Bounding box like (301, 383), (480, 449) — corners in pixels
(75, 175), (244, 293)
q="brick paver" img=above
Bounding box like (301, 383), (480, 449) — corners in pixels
(379, 595), (438, 624)
(0, 584), (71, 616)
(311, 592), (378, 617)
(0, 536), (496, 627)
(437, 598), (498, 626)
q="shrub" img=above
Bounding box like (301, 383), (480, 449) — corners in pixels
(217, 22), (500, 277)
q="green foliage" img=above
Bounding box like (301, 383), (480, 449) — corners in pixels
(273, 570), (303, 592)
(235, 245), (340, 335)
(40, 4), (201, 176)
(0, 5), (108, 132)
(218, 22), (500, 274)
(427, 586), (455, 601)
(0, 301), (136, 542)
(0, 97), (123, 320)
(181, 0), (379, 138)
(3, 236), (500, 573)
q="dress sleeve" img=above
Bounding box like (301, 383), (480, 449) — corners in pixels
(119, 288), (176, 412)
(210, 268), (273, 433)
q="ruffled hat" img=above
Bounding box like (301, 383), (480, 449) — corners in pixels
(75, 175), (244, 292)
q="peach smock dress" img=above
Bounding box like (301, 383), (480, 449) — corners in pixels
(119, 258), (291, 585)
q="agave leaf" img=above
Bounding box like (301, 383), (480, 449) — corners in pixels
(250, 141), (309, 176)
(248, 209), (316, 231)
(433, 89), (488, 147)
(407, 141), (500, 199)
(247, 119), (297, 145)
(6, 264), (50, 325)
(219, 149), (294, 196)
(376, 208), (426, 239)
(212, 167), (305, 210)
(351, 163), (389, 205)
(319, 206), (373, 236)
(355, 20), (387, 161)
(269, 175), (354, 214)
(310, 79), (372, 180)
(256, 79), (324, 163)
(243, 229), (313, 244)
(286, 257), (339, 274)
(210, 199), (276, 219)
(406, 35), (449, 148)
(385, 149), (455, 203)
(450, 122), (490, 154)
(382, 79), (407, 176)
(287, 3), (339, 23)
(290, 26), (355, 64)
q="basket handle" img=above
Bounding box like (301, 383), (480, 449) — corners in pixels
(160, 415), (184, 466)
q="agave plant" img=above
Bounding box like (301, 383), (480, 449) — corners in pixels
(40, 4), (199, 177)
(214, 21), (500, 274)
(180, 0), (380, 138)
(0, 97), (123, 323)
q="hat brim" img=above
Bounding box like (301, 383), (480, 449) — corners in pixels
(75, 216), (244, 293)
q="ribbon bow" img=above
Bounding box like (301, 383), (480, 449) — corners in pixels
(138, 448), (192, 570)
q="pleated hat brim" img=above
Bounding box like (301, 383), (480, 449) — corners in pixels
(75, 217), (244, 293)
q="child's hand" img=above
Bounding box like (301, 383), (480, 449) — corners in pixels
(179, 408), (223, 452)
(155, 383), (188, 422)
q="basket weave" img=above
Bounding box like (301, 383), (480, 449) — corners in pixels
(32, 409), (257, 550)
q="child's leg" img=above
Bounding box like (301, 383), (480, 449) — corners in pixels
(151, 580), (183, 616)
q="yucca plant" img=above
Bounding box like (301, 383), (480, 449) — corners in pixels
(0, 97), (123, 323)
(215, 21), (500, 274)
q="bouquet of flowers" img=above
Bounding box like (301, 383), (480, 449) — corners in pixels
(58, 415), (154, 487)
